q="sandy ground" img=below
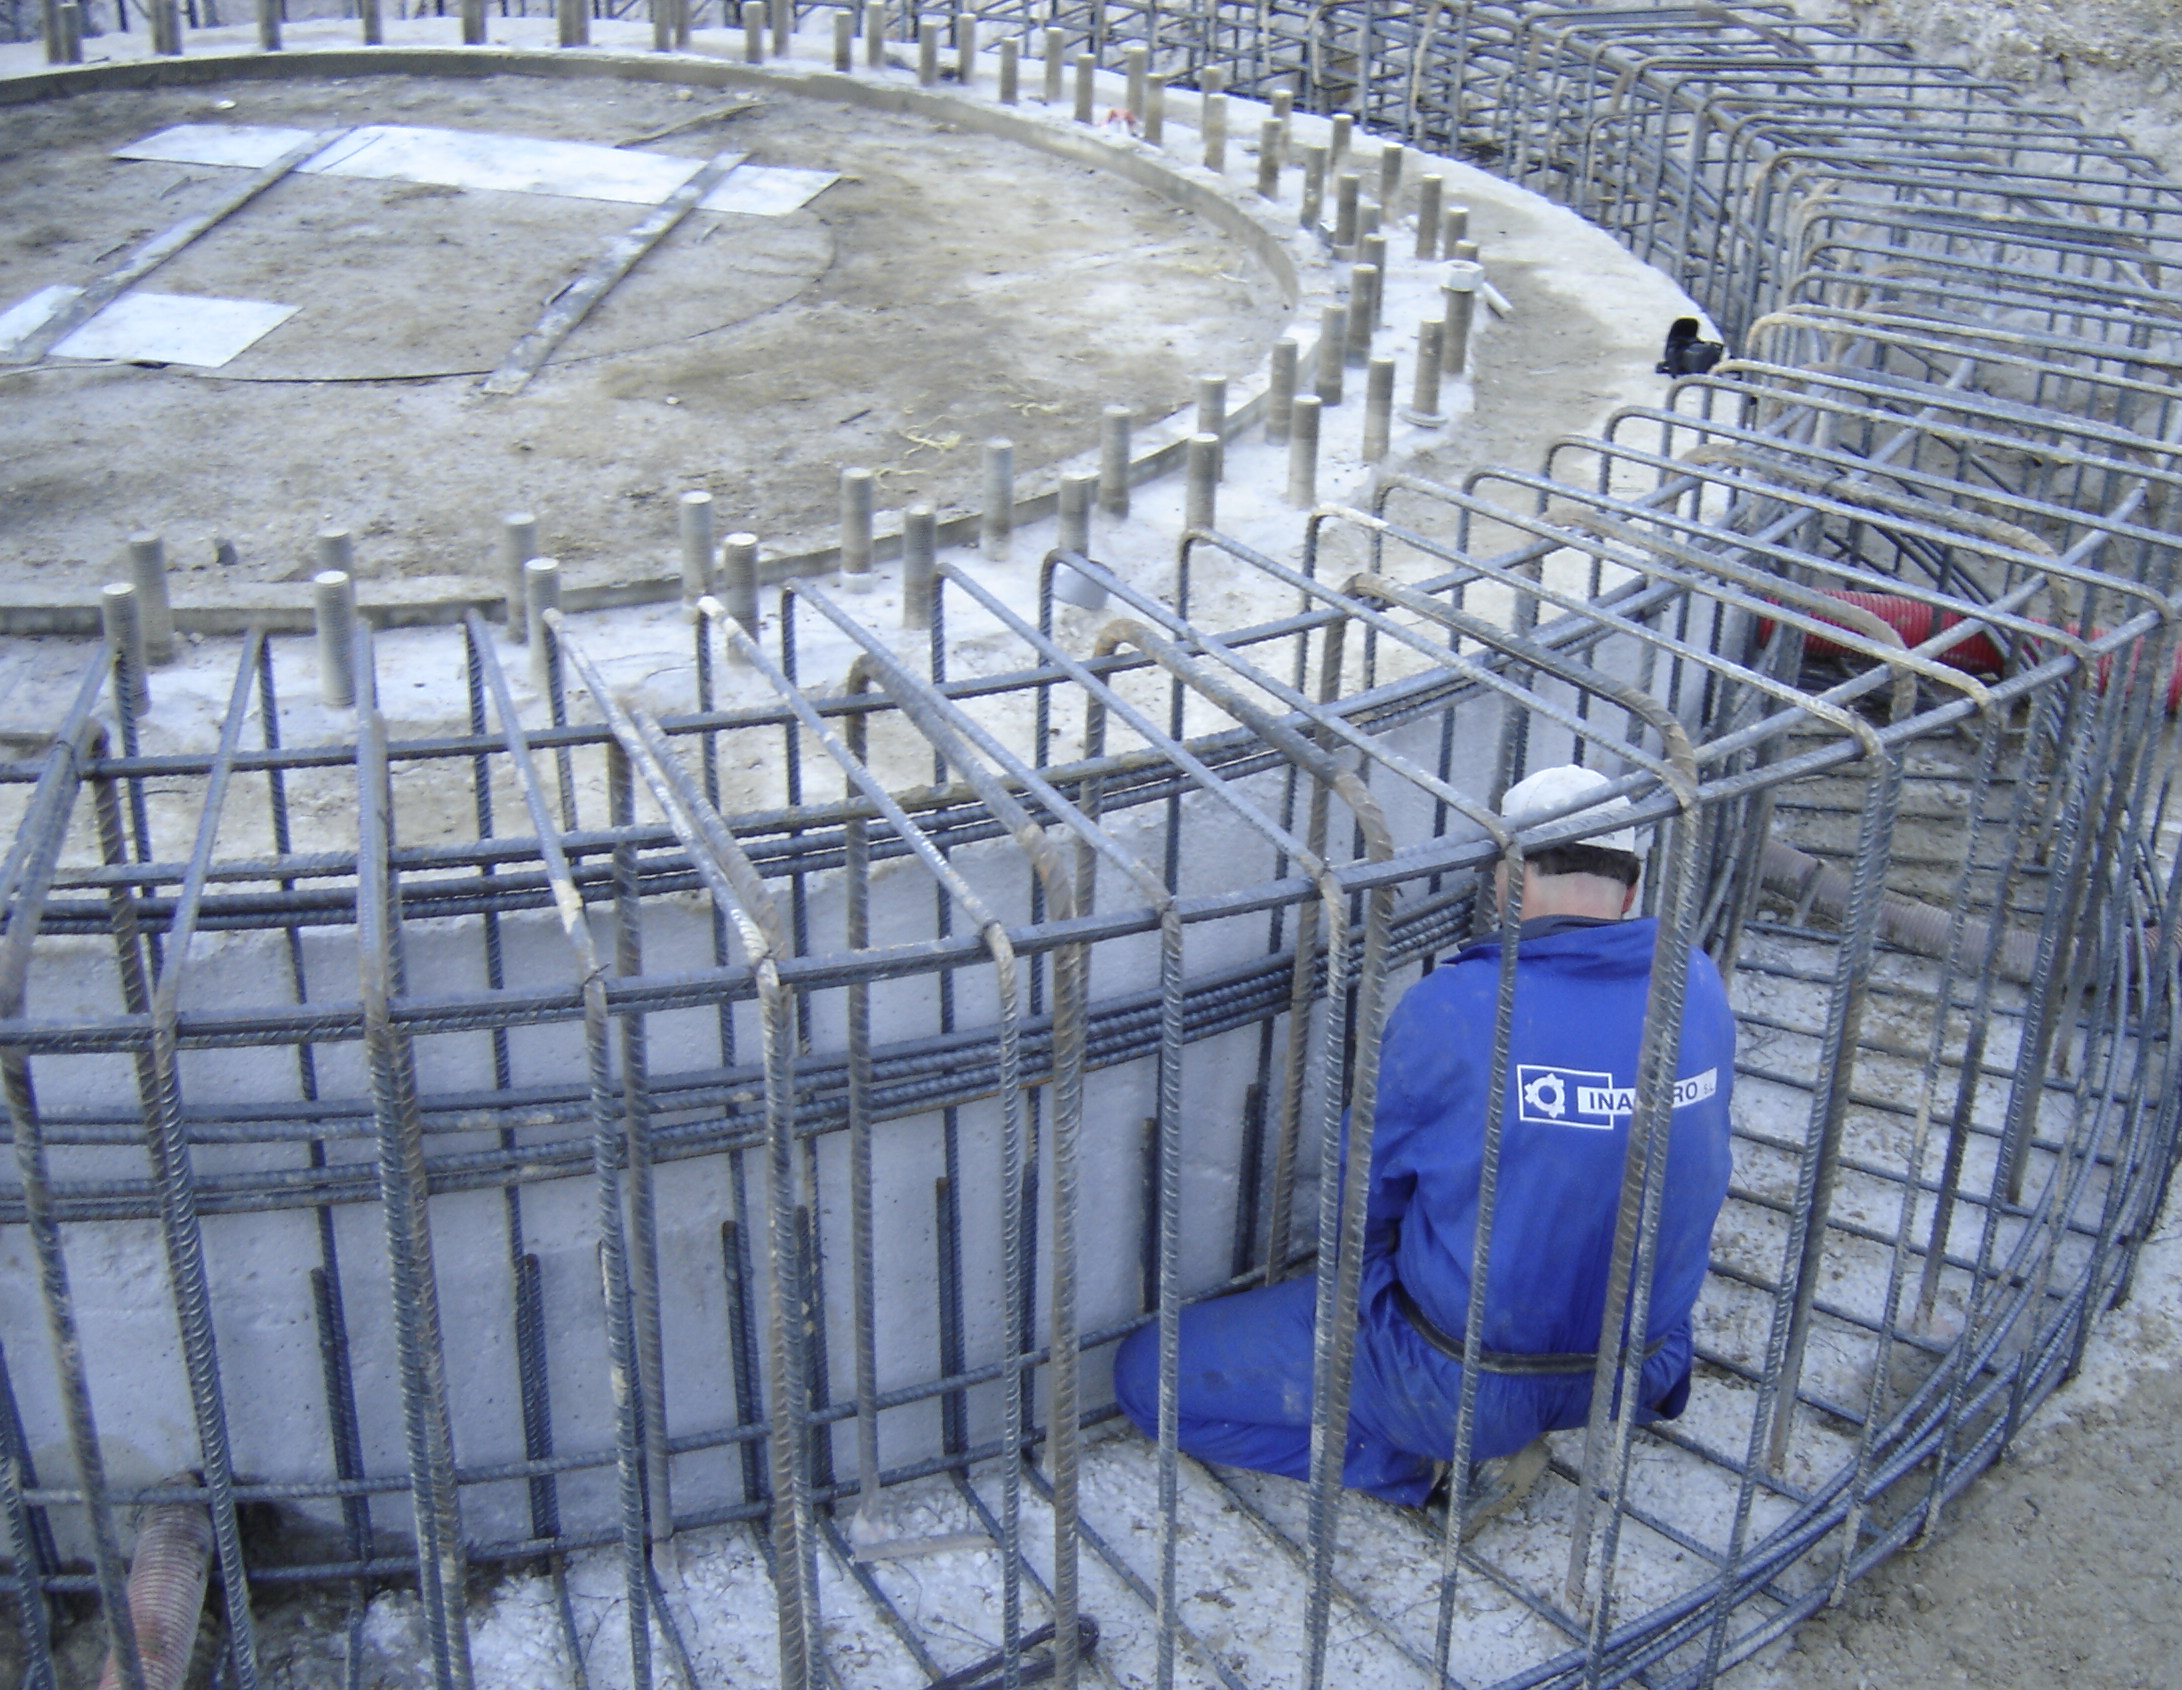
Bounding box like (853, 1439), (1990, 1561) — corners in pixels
(1728, 1188), (2182, 1690)
(1792, 0), (2182, 178)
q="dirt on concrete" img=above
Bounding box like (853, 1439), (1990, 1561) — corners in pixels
(0, 69), (1288, 601)
(1793, 0), (2182, 178)
(1750, 1363), (2182, 1690)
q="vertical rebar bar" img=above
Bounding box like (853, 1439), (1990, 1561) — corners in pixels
(1288, 394), (1320, 505)
(101, 583), (150, 718)
(1300, 142), (1326, 232)
(1268, 336), (1299, 444)
(1185, 433), (1219, 533)
(679, 489), (716, 602)
(500, 513), (536, 643)
(1334, 171), (1360, 248)
(722, 532), (760, 637)
(525, 557), (561, 690)
(1099, 405), (1132, 518)
(315, 528), (355, 582)
(1074, 52), (1095, 124)
(1057, 472), (1094, 556)
(1407, 319), (1445, 424)
(1442, 260), (1481, 375)
(127, 534), (175, 666)
(313, 571), (358, 711)
(1316, 304), (1346, 405)
(1346, 265), (1377, 363)
(1195, 374), (1227, 479)
(902, 505), (936, 629)
(1363, 355), (1395, 462)
(839, 466), (875, 589)
(980, 438), (1014, 559)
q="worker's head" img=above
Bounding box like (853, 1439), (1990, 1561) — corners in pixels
(1493, 764), (1643, 921)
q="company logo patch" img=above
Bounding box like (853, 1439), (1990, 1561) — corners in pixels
(1515, 1064), (1718, 1129)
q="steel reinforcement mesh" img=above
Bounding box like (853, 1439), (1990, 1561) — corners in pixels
(6, 5), (2182, 1690)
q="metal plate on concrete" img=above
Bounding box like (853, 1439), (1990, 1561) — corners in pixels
(117, 121), (826, 213)
(299, 124), (707, 204)
(115, 123), (325, 168)
(51, 291), (300, 367)
(700, 164), (839, 216)
(0, 283), (81, 356)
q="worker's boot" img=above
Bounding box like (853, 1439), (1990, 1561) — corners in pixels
(1422, 1437), (1550, 1538)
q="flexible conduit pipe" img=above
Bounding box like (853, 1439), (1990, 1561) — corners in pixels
(1760, 837), (2042, 982)
(1787, 590), (2182, 712)
(96, 1487), (214, 1690)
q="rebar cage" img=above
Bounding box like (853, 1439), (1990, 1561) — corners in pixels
(6, 4), (2182, 1689)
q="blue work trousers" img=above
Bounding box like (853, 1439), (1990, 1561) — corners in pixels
(1111, 1269), (1693, 1507)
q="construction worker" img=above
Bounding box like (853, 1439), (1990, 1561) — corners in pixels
(1113, 765), (1736, 1518)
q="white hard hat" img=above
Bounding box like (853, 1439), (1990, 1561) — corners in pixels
(1497, 764), (1640, 856)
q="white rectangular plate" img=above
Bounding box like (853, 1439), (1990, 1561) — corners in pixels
(0, 284), (84, 356)
(52, 292), (299, 367)
(114, 123), (324, 168)
(299, 125), (705, 204)
(699, 164), (839, 216)
(113, 123), (798, 212)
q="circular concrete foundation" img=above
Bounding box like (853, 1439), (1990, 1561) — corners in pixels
(0, 61), (1289, 598)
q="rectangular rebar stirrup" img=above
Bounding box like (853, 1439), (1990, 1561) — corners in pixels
(953, 551), (1470, 1690)
(0, 662), (152, 1690)
(459, 618), (677, 1690)
(1640, 366), (2182, 571)
(777, 579), (1136, 1690)
(1236, 550), (1717, 1639)
(1047, 541), (1679, 1305)
(1083, 614), (1396, 1690)
(125, 632), (279, 1690)
(1578, 392), (2165, 608)
(531, 618), (821, 1690)
(1064, 532), (1710, 1491)
(692, 606), (1040, 1656)
(1302, 503), (1916, 1605)
(1527, 443), (2130, 714)
(351, 620), (477, 1690)
(1362, 472), (1989, 739)
(733, 605), (1197, 1686)
(480, 147), (747, 398)
(1461, 462), (2044, 722)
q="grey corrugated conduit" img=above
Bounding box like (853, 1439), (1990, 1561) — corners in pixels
(96, 1481), (213, 1690)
